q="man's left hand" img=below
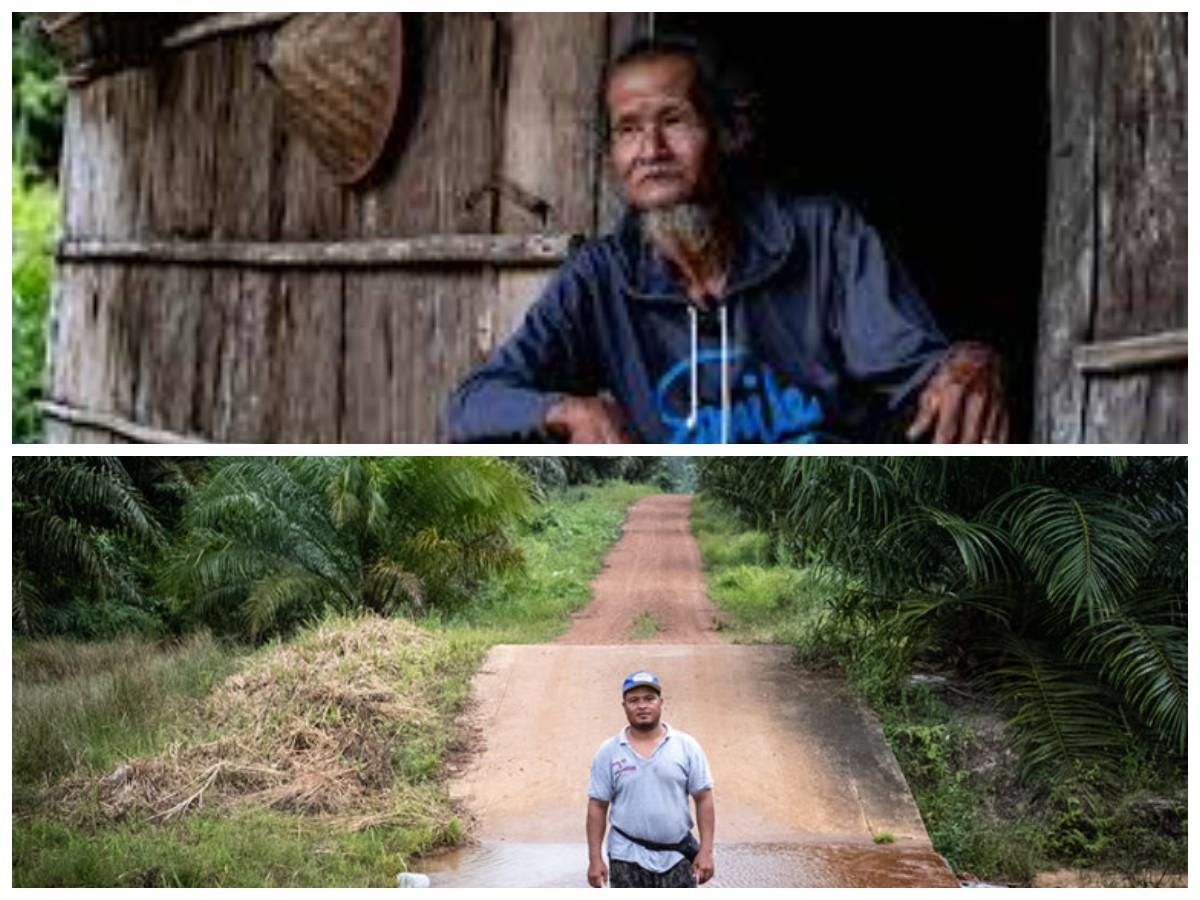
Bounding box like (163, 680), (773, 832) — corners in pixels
(692, 849), (715, 885)
(908, 342), (1009, 444)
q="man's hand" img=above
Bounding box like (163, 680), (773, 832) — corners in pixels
(692, 847), (716, 885)
(545, 395), (634, 444)
(587, 857), (609, 889)
(908, 342), (1010, 444)
(586, 798), (610, 888)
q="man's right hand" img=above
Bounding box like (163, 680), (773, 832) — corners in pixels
(545, 395), (634, 444)
(587, 858), (609, 889)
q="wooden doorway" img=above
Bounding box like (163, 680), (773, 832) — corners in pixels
(659, 13), (1050, 440)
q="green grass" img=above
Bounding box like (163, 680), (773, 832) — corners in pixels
(692, 496), (833, 647)
(441, 481), (657, 643)
(12, 632), (243, 791)
(12, 808), (456, 888)
(630, 611), (661, 640)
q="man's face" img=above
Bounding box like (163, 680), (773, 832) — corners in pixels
(622, 687), (664, 731)
(606, 55), (718, 212)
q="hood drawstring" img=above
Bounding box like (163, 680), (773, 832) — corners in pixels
(720, 305), (731, 445)
(687, 306), (700, 435)
(687, 304), (733, 445)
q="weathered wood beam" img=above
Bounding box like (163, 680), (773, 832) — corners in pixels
(1074, 328), (1188, 374)
(57, 235), (581, 270)
(40, 402), (207, 445)
(162, 13), (295, 52)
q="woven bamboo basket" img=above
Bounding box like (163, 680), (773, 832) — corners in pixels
(264, 13), (407, 186)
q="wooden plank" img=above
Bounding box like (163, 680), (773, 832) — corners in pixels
(135, 42), (229, 438)
(272, 273), (344, 442)
(1093, 13), (1187, 342)
(1074, 328), (1187, 373)
(40, 402), (205, 444)
(269, 64), (348, 443)
(343, 13), (502, 442)
(200, 35), (277, 442)
(45, 267), (115, 444)
(1036, 13), (1100, 444)
(492, 14), (607, 359)
(1145, 370), (1187, 443)
(59, 234), (578, 268)
(1083, 12), (1187, 444)
(162, 13), (293, 51)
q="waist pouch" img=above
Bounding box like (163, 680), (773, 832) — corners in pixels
(610, 824), (700, 862)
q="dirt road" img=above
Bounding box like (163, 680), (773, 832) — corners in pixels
(437, 495), (958, 888)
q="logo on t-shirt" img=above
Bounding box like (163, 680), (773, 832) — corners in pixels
(612, 757), (638, 778)
(655, 350), (826, 444)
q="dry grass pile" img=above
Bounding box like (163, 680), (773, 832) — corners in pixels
(57, 618), (453, 827)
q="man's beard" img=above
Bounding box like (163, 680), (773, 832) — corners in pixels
(642, 202), (726, 263)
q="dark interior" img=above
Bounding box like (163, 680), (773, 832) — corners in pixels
(659, 13), (1049, 439)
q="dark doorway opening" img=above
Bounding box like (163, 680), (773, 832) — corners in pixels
(658, 13), (1049, 440)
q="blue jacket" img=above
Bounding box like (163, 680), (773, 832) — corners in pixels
(445, 189), (948, 444)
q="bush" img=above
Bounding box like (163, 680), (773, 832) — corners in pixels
(13, 165), (58, 442)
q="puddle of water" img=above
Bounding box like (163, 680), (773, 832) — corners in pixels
(416, 841), (960, 888)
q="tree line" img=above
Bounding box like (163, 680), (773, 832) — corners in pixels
(12, 456), (693, 642)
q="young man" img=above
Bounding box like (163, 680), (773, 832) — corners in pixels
(446, 37), (1008, 444)
(587, 671), (716, 888)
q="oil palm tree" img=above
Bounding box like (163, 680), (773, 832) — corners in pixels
(164, 456), (533, 639)
(698, 457), (1186, 792)
(12, 456), (164, 635)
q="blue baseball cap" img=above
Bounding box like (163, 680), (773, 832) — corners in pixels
(622, 671), (662, 696)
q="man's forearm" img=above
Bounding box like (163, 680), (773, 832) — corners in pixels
(586, 798), (609, 861)
(694, 790), (715, 851)
(445, 373), (564, 443)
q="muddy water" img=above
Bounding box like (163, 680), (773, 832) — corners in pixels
(417, 841), (960, 888)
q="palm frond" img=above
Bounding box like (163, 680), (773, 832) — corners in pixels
(363, 560), (426, 613)
(990, 486), (1151, 623)
(983, 634), (1129, 790)
(243, 571), (340, 638)
(1067, 590), (1187, 752)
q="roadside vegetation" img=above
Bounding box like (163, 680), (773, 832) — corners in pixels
(12, 457), (669, 887)
(694, 457), (1187, 886)
(13, 15), (65, 443)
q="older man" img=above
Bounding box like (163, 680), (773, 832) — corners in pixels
(446, 37), (1008, 444)
(587, 671), (715, 889)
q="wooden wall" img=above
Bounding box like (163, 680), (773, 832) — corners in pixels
(46, 12), (1186, 445)
(46, 13), (619, 444)
(1038, 13), (1187, 443)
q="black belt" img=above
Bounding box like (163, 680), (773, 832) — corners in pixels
(610, 824), (700, 861)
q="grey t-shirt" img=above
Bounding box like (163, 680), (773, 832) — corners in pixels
(588, 723), (713, 873)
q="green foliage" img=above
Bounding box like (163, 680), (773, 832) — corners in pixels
(698, 457), (1187, 796)
(13, 15), (66, 174)
(13, 457), (167, 636)
(695, 462), (1187, 881)
(164, 457), (533, 640)
(12, 164), (59, 442)
(12, 808), (453, 888)
(505, 456), (696, 495)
